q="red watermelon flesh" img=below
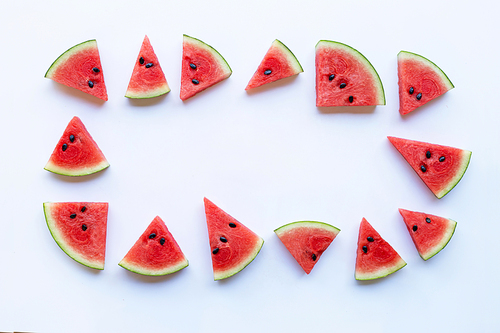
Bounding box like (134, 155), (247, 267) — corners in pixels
(119, 216), (188, 276)
(125, 35), (170, 99)
(399, 209), (457, 260)
(43, 202), (108, 270)
(180, 35), (232, 101)
(398, 51), (454, 115)
(355, 218), (406, 280)
(45, 40), (108, 101)
(245, 39), (303, 90)
(204, 198), (264, 280)
(315, 40), (385, 107)
(45, 116), (109, 176)
(388, 136), (471, 198)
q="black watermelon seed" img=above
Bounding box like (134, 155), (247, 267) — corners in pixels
(192, 79), (200, 85)
(149, 233), (156, 239)
(426, 217), (431, 223)
(139, 57), (144, 65)
(412, 225), (418, 232)
(264, 70), (272, 75)
(416, 93), (422, 100)
(312, 254), (317, 261)
(82, 224), (87, 231)
(88, 80), (94, 88)
(160, 238), (165, 245)
(420, 165), (427, 172)
(212, 248), (219, 254)
(81, 206), (86, 213)
(229, 223), (236, 228)
(339, 82), (347, 89)
(329, 74), (335, 81)
(220, 236), (227, 243)
(367, 236), (374, 242)
(69, 135), (75, 143)
(70, 214), (76, 219)
(92, 67), (100, 73)
(62, 143), (68, 151)
(426, 151), (431, 158)
(189, 63), (197, 69)
(362, 245), (368, 253)
(348, 96), (354, 103)
(409, 87), (414, 95)
(145, 63), (153, 68)
(439, 156), (445, 162)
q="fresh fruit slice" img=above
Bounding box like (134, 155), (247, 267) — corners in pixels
(119, 216), (189, 276)
(355, 218), (406, 280)
(125, 35), (170, 99)
(399, 209), (457, 260)
(388, 136), (471, 198)
(204, 198), (264, 280)
(180, 35), (232, 101)
(45, 40), (108, 101)
(398, 51), (454, 115)
(245, 39), (303, 90)
(315, 40), (385, 107)
(274, 221), (340, 274)
(44, 116), (109, 176)
(43, 202), (108, 270)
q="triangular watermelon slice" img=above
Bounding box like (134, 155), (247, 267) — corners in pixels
(45, 116), (109, 176)
(388, 136), (471, 198)
(355, 218), (406, 280)
(119, 216), (189, 276)
(398, 51), (454, 115)
(43, 202), (108, 270)
(125, 35), (171, 99)
(399, 208), (457, 260)
(45, 40), (108, 101)
(245, 39), (303, 90)
(204, 198), (264, 280)
(274, 221), (340, 274)
(180, 35), (232, 101)
(315, 40), (385, 107)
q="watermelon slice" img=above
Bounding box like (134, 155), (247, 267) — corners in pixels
(119, 216), (189, 276)
(315, 40), (385, 107)
(274, 221), (340, 274)
(355, 218), (406, 280)
(125, 35), (171, 99)
(204, 198), (264, 280)
(43, 202), (108, 270)
(45, 116), (109, 176)
(388, 136), (471, 198)
(45, 40), (108, 101)
(180, 35), (232, 101)
(398, 51), (454, 115)
(399, 208), (457, 260)
(245, 39), (303, 90)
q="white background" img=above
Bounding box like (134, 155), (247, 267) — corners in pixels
(1, 0), (498, 332)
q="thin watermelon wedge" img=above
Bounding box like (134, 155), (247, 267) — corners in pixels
(399, 208), (457, 260)
(245, 39), (303, 90)
(355, 218), (406, 280)
(180, 35), (232, 101)
(204, 198), (264, 280)
(45, 116), (109, 176)
(43, 202), (108, 270)
(125, 35), (171, 99)
(45, 40), (108, 101)
(398, 51), (454, 115)
(119, 216), (189, 276)
(388, 136), (471, 198)
(274, 221), (340, 274)
(315, 40), (385, 107)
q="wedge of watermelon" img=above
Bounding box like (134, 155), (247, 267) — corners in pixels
(398, 51), (454, 115)
(180, 35), (232, 101)
(204, 198), (264, 280)
(355, 218), (406, 280)
(388, 136), (471, 198)
(399, 209), (457, 260)
(43, 202), (108, 270)
(119, 216), (188, 276)
(45, 116), (109, 176)
(245, 39), (303, 90)
(275, 221), (340, 274)
(315, 40), (385, 107)
(45, 40), (108, 101)
(125, 35), (170, 99)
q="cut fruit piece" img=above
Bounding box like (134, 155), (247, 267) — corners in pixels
(180, 35), (232, 101)
(204, 198), (264, 280)
(399, 208), (457, 260)
(125, 35), (171, 99)
(43, 202), (108, 270)
(245, 39), (303, 90)
(119, 216), (189, 276)
(355, 218), (406, 280)
(388, 136), (471, 198)
(274, 221), (340, 274)
(398, 51), (454, 115)
(45, 116), (109, 176)
(315, 40), (385, 107)
(45, 40), (108, 101)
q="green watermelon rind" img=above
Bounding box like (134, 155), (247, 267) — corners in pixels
(435, 150), (472, 199)
(274, 220), (340, 235)
(183, 34), (232, 76)
(118, 257), (189, 276)
(398, 51), (454, 91)
(355, 258), (406, 281)
(214, 237), (264, 281)
(316, 40), (386, 105)
(125, 85), (171, 99)
(44, 160), (110, 177)
(272, 39), (304, 74)
(45, 40), (98, 79)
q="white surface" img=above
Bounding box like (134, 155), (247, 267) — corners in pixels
(1, 0), (499, 332)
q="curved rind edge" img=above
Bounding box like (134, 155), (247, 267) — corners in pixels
(398, 50), (454, 90)
(355, 258), (407, 281)
(435, 150), (472, 199)
(45, 40), (98, 79)
(214, 237), (264, 281)
(118, 258), (189, 276)
(421, 219), (457, 260)
(44, 160), (110, 177)
(125, 84), (171, 99)
(183, 34), (232, 76)
(274, 220), (341, 235)
(273, 39), (304, 73)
